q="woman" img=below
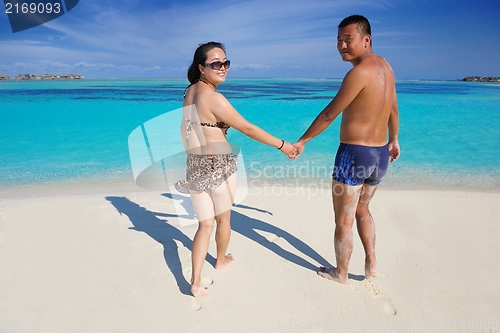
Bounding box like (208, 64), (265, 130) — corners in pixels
(176, 42), (296, 297)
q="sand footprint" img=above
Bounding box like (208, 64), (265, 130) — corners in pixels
(191, 299), (203, 311)
(181, 267), (213, 311)
(269, 235), (282, 243)
(256, 232), (281, 244)
(365, 280), (397, 315)
(182, 267), (214, 286)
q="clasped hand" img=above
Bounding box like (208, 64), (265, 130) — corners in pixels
(279, 141), (306, 159)
(279, 141), (298, 159)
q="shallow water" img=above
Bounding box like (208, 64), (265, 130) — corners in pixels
(1, 78), (499, 192)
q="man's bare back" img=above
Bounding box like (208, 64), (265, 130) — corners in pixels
(293, 15), (400, 285)
(292, 21), (398, 154)
(340, 53), (396, 146)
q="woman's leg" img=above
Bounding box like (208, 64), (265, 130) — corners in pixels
(214, 210), (234, 269)
(189, 190), (216, 297)
(212, 173), (237, 269)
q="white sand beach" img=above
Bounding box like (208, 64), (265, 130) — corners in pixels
(1, 184), (499, 332)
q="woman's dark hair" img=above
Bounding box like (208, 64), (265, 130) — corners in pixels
(187, 42), (226, 84)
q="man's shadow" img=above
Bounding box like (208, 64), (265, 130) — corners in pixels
(161, 194), (346, 276)
(106, 196), (216, 296)
(230, 203), (364, 280)
(230, 203), (330, 271)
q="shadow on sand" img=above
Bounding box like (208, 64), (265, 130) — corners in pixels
(228, 203), (363, 281)
(228, 203), (331, 272)
(106, 196), (204, 296)
(106, 193), (362, 296)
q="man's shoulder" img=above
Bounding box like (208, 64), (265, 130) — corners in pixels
(346, 59), (372, 78)
(360, 53), (387, 66)
(376, 55), (393, 69)
(358, 54), (393, 75)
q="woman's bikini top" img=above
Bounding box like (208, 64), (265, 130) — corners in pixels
(197, 121), (230, 133)
(183, 82), (230, 135)
(186, 120), (230, 137)
(195, 121), (230, 135)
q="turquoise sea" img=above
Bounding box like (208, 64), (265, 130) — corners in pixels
(1, 78), (499, 192)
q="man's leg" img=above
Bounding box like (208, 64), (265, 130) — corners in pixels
(318, 180), (362, 284)
(356, 184), (379, 280)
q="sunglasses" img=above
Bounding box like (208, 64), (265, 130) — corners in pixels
(204, 60), (231, 70)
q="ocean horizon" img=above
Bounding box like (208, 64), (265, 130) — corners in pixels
(1, 78), (499, 193)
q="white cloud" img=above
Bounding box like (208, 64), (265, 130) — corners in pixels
(3, 59), (163, 75)
(74, 62), (97, 68)
(20, 40), (48, 45)
(0, 0), (436, 77)
(144, 66), (161, 71)
(233, 64), (273, 71)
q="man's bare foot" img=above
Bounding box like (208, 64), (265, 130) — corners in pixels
(317, 266), (349, 285)
(215, 253), (234, 270)
(365, 262), (379, 281)
(191, 285), (209, 298)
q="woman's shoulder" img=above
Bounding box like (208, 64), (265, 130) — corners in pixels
(211, 90), (231, 108)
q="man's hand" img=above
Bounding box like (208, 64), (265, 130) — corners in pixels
(388, 140), (400, 162)
(292, 141), (305, 160)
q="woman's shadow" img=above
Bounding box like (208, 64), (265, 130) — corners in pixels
(106, 195), (216, 296)
(106, 194), (361, 297)
(161, 194), (340, 274)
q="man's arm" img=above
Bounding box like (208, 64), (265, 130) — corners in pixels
(388, 91), (400, 162)
(293, 69), (365, 159)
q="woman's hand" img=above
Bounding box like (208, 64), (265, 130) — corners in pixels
(280, 141), (297, 159)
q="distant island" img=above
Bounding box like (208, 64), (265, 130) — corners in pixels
(0, 73), (83, 81)
(459, 76), (500, 82)
(2, 74), (499, 82)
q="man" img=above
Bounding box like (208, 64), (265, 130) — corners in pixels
(293, 15), (400, 284)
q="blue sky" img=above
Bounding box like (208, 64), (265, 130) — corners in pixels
(1, 0), (499, 80)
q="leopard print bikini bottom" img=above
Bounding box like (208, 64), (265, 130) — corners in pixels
(174, 153), (238, 193)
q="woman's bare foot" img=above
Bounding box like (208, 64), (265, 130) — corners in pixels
(215, 253), (234, 270)
(317, 266), (349, 285)
(365, 262), (379, 281)
(191, 285), (209, 298)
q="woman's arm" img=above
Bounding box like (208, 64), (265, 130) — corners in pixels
(211, 93), (296, 156)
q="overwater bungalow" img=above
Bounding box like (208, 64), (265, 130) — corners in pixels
(14, 73), (84, 81)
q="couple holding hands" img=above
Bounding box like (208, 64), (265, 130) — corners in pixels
(175, 15), (400, 297)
